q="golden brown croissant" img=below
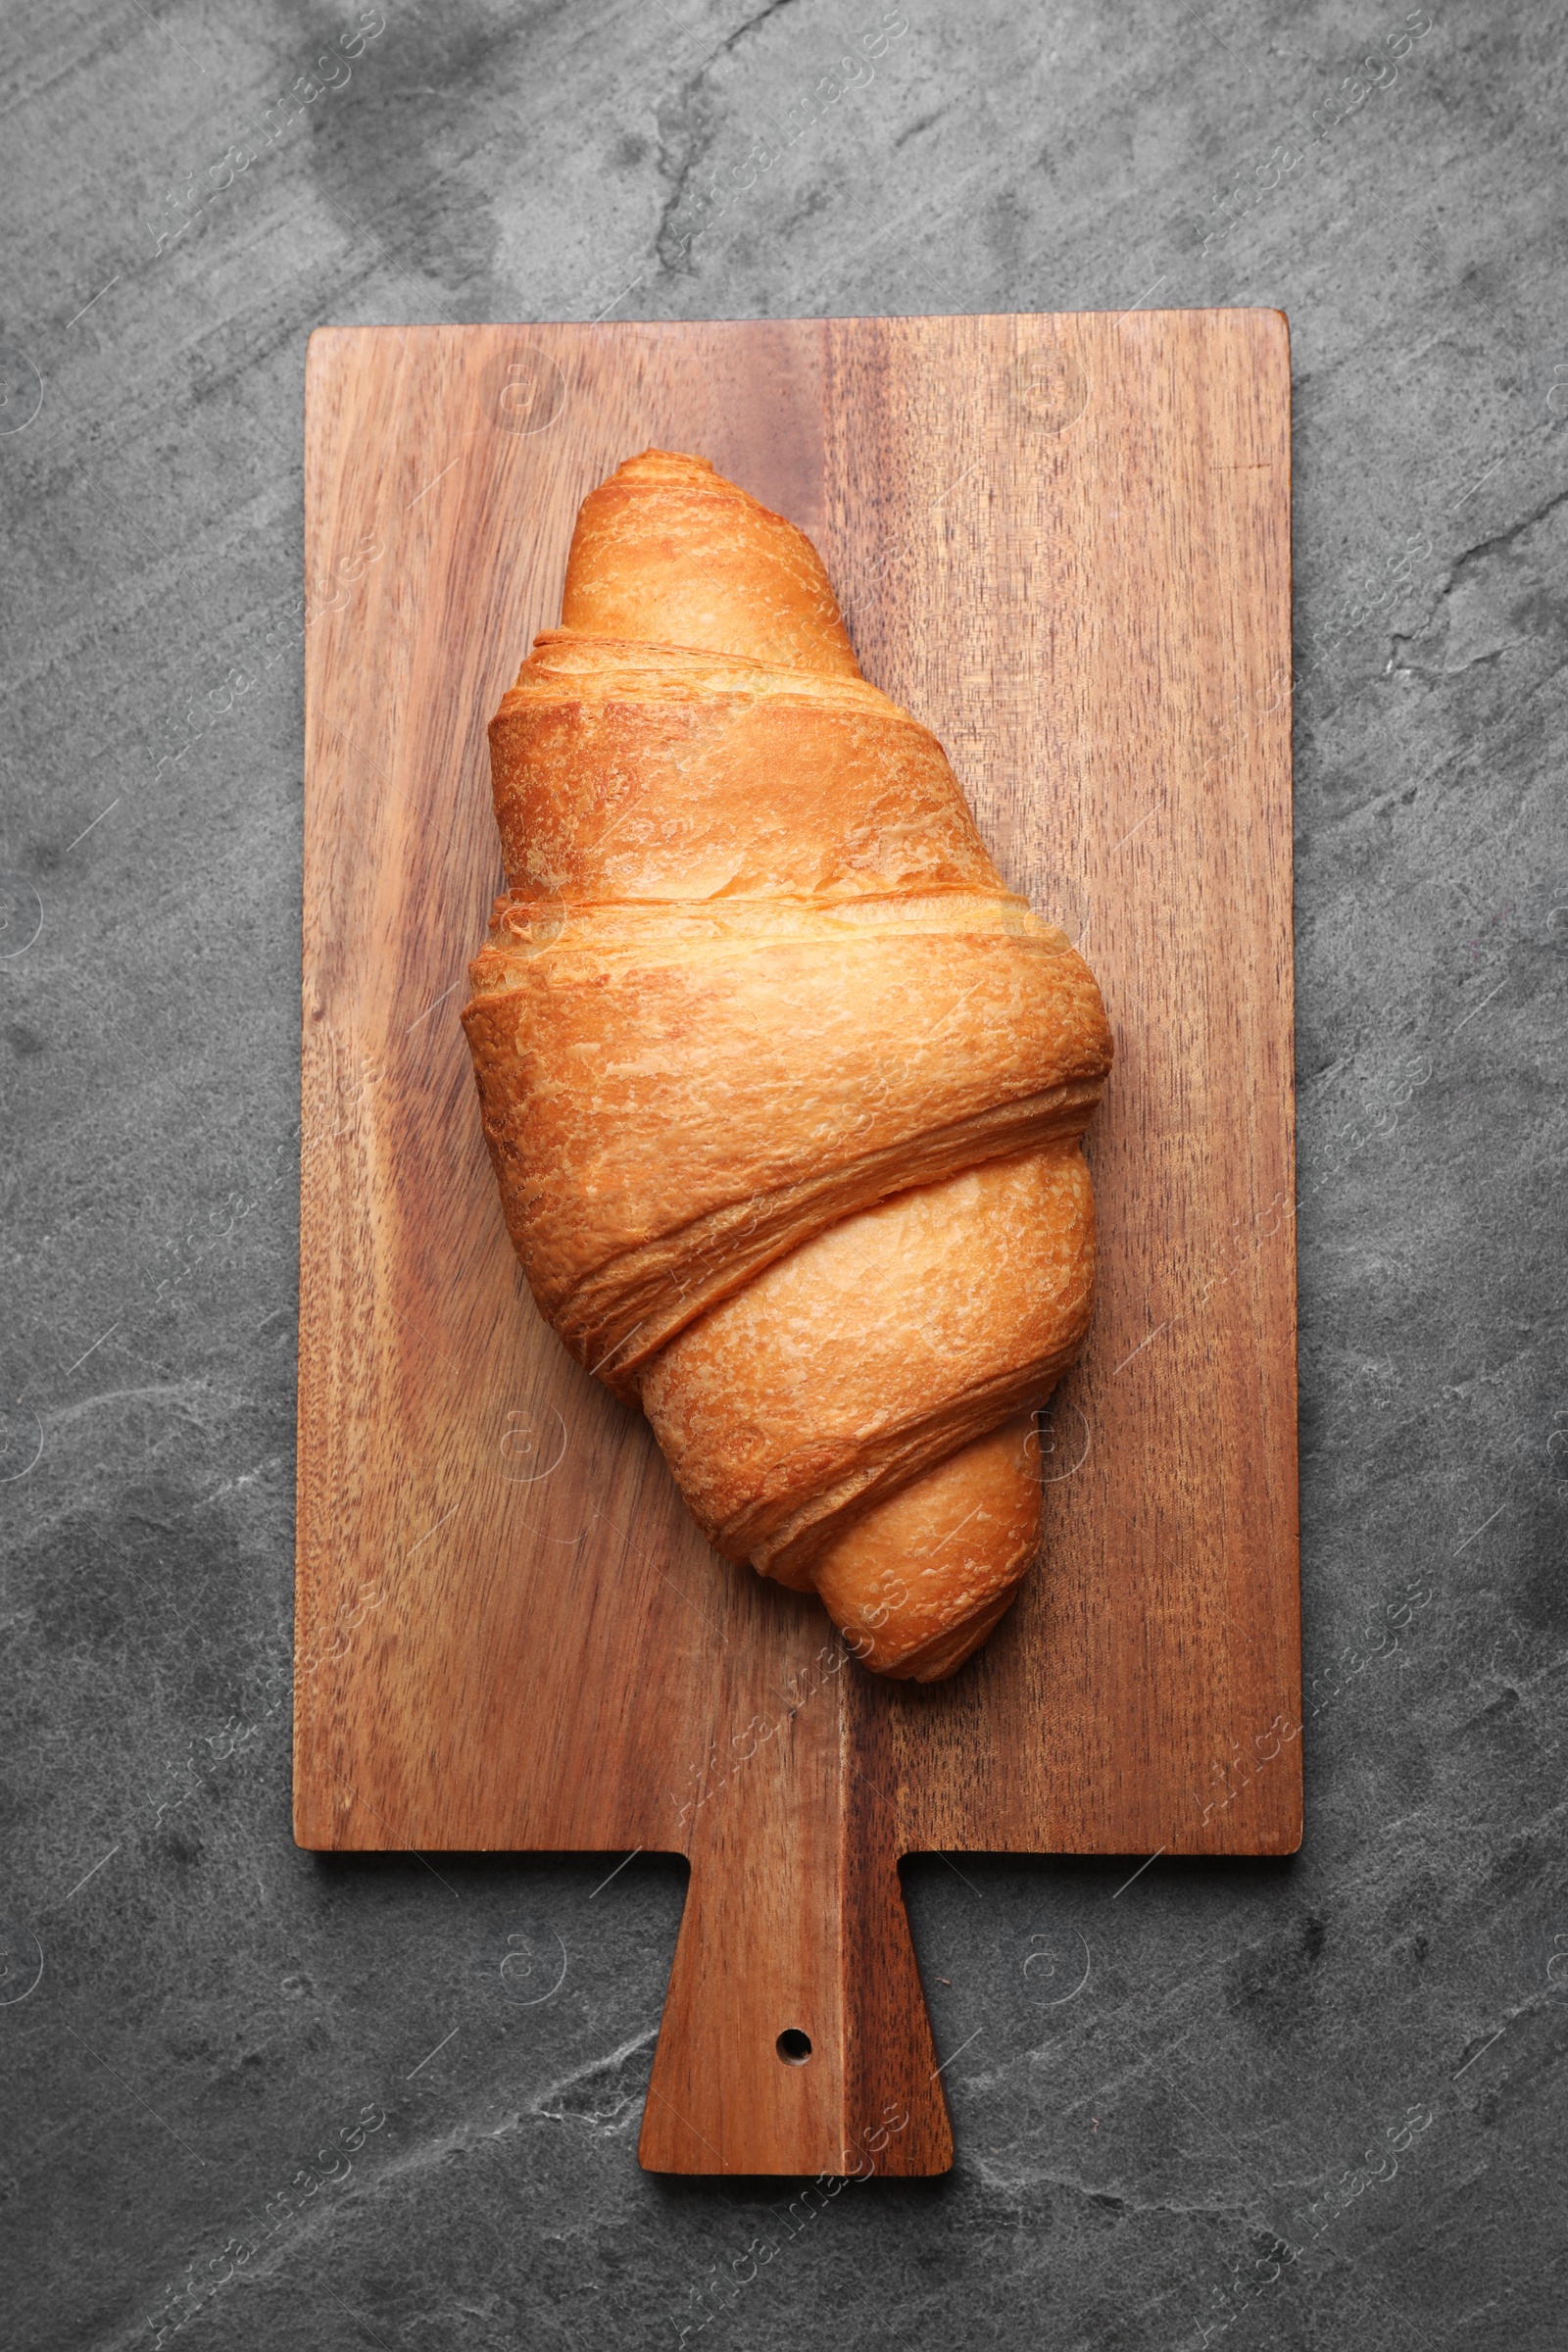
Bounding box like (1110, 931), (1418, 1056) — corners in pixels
(462, 450), (1112, 1680)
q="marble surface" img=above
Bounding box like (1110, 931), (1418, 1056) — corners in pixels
(2, 3), (1564, 2346)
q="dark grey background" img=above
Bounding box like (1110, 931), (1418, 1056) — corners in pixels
(2, 2), (1564, 2347)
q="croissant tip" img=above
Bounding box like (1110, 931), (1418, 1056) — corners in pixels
(612, 447), (722, 482)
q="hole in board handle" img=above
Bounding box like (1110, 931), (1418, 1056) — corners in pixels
(776, 2028), (812, 2065)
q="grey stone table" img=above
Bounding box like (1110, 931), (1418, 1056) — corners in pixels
(2, 4), (1563, 2347)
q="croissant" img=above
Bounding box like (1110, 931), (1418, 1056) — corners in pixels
(462, 450), (1112, 1680)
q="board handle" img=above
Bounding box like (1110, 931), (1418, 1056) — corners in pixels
(638, 1730), (954, 2177)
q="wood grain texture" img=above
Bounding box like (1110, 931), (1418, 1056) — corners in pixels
(296, 313), (1298, 2179)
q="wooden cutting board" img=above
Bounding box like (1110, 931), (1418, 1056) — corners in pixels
(295, 312), (1298, 2178)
